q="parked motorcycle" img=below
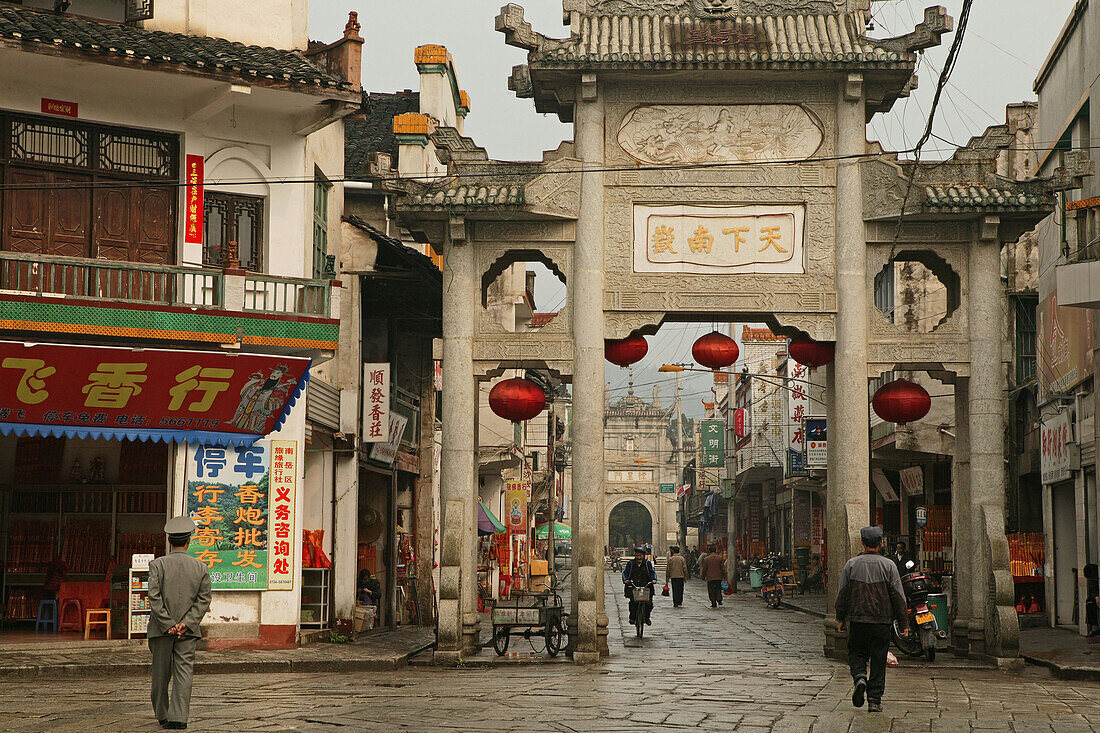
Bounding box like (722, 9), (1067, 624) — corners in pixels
(758, 555), (784, 609)
(892, 560), (940, 661)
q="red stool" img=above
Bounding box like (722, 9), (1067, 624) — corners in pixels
(59, 598), (83, 633)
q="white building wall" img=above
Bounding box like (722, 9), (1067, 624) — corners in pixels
(149, 0), (309, 50)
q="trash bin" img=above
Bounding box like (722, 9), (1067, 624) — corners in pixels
(749, 567), (763, 589)
(926, 593), (949, 636)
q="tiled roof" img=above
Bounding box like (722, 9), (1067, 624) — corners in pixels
(344, 91), (420, 176)
(407, 184), (525, 208)
(924, 186), (1048, 210)
(0, 4), (350, 90)
(530, 11), (910, 66)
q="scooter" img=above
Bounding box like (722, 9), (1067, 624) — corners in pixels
(758, 555), (784, 609)
(892, 560), (940, 661)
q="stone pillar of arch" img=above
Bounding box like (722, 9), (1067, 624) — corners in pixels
(434, 226), (480, 663)
(569, 76), (609, 662)
(823, 73), (871, 658)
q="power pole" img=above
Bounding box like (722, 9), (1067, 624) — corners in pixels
(546, 390), (556, 588)
(676, 370), (686, 550)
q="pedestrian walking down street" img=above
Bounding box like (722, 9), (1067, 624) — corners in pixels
(699, 545), (726, 607)
(835, 526), (908, 714)
(665, 545), (688, 607)
(689, 546), (700, 579)
(148, 516), (213, 730)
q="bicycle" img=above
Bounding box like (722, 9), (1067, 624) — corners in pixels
(626, 581), (653, 638)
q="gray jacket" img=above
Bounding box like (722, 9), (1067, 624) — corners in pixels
(835, 551), (908, 626)
(147, 548), (212, 639)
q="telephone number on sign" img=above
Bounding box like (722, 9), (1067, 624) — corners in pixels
(160, 417), (221, 428)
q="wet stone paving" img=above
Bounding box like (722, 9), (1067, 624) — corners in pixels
(2, 572), (1100, 731)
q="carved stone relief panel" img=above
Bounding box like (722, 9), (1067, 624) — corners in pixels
(865, 220), (973, 245)
(473, 220), (576, 243)
(617, 104), (824, 166)
(604, 83), (838, 167)
(473, 336), (575, 365)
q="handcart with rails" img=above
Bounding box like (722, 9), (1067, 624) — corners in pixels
(489, 587), (567, 657)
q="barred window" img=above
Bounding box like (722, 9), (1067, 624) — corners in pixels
(203, 193), (264, 271)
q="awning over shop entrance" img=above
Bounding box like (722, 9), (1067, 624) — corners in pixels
(535, 522), (571, 540)
(478, 500), (505, 535)
(0, 341), (309, 446)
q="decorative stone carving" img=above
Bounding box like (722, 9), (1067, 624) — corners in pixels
(617, 105), (823, 166)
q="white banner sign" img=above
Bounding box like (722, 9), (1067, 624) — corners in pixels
(1041, 411), (1073, 484)
(369, 412), (409, 465)
(362, 363), (390, 443)
(872, 469), (899, 503)
(899, 466), (924, 496)
(632, 204), (805, 274)
(786, 360), (809, 477)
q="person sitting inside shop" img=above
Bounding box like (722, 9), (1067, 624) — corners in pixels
(799, 555), (825, 595)
(357, 569), (382, 607)
(622, 546), (657, 626)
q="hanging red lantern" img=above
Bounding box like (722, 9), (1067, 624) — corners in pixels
(692, 331), (740, 370)
(788, 335), (836, 370)
(872, 378), (931, 425)
(489, 377), (546, 423)
(605, 334), (649, 367)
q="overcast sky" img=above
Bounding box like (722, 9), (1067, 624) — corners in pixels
(311, 0), (1077, 414)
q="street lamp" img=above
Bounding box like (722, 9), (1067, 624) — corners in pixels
(658, 364), (686, 372)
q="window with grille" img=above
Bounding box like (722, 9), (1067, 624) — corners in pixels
(312, 175), (331, 279)
(203, 193), (264, 271)
(1015, 294), (1038, 384)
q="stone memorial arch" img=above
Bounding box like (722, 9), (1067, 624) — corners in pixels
(391, 0), (1060, 664)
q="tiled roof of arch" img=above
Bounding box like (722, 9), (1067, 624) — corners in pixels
(534, 11), (909, 65)
(924, 186), (1048, 211)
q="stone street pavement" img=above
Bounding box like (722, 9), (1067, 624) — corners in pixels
(2, 572), (1099, 731)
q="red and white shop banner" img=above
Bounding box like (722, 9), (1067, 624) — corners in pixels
(268, 439), (298, 590)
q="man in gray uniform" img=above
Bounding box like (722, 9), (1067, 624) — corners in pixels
(148, 516), (212, 730)
(835, 526), (908, 714)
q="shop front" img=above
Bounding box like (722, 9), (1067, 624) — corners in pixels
(0, 341), (309, 646)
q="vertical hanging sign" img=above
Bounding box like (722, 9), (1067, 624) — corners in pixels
(268, 440), (297, 590)
(362, 363), (391, 443)
(184, 155), (204, 245)
(701, 419), (724, 467)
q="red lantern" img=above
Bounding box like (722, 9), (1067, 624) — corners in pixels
(872, 379), (931, 425)
(605, 334), (648, 367)
(692, 331), (740, 370)
(489, 377), (546, 423)
(788, 335), (835, 369)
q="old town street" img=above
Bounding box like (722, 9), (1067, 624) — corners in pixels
(1, 573), (1098, 732)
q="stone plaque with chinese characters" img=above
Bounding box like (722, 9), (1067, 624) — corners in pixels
(632, 204), (805, 274)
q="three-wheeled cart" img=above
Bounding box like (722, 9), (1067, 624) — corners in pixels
(490, 589), (566, 657)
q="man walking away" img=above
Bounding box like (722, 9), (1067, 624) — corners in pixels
(666, 546), (688, 608)
(148, 516), (212, 730)
(699, 545), (726, 608)
(835, 526), (908, 714)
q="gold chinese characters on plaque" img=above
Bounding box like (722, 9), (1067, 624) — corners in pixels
(632, 204), (805, 275)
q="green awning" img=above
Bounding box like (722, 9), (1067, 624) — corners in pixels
(535, 522), (571, 540)
(478, 500), (506, 535)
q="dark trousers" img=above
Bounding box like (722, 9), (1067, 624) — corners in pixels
(707, 579), (723, 605)
(848, 622), (892, 703)
(628, 599), (651, 624)
(670, 578), (685, 606)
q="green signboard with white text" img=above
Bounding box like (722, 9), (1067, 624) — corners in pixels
(701, 419), (724, 468)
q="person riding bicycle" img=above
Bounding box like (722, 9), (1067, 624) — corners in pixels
(622, 546), (657, 626)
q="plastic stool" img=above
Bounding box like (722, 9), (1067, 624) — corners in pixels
(59, 598), (83, 633)
(35, 599), (58, 633)
(84, 608), (111, 640)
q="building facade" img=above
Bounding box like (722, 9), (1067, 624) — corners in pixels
(0, 0), (359, 646)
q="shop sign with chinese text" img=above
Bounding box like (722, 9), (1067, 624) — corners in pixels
(362, 363), (390, 443)
(368, 412), (408, 465)
(805, 418), (827, 468)
(267, 440), (297, 590)
(186, 441), (281, 590)
(659, 482), (675, 494)
(633, 204), (805, 274)
(0, 341), (308, 444)
(785, 360), (809, 477)
(701, 419), (724, 468)
(1041, 411), (1073, 484)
